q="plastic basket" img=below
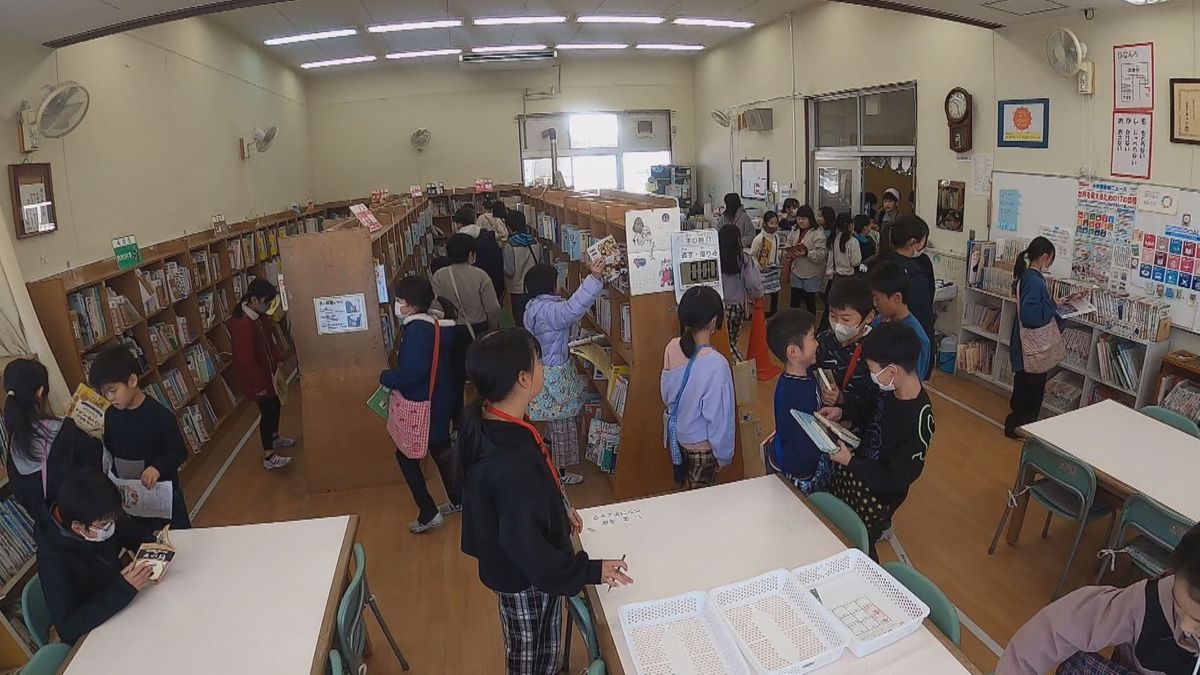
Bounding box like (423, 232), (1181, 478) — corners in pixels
(707, 569), (847, 674)
(792, 549), (930, 658)
(619, 591), (750, 675)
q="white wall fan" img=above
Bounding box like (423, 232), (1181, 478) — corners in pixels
(1046, 27), (1088, 78)
(411, 128), (432, 152)
(240, 126), (277, 159)
(17, 81), (91, 153)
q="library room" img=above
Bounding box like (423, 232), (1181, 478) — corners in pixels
(2, 0), (1200, 673)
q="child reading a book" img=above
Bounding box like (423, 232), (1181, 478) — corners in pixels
(661, 286), (736, 490)
(819, 321), (935, 560)
(381, 276), (460, 534)
(37, 470), (157, 645)
(522, 257), (606, 486)
(3, 359), (104, 516)
(90, 346), (192, 529)
(868, 261), (931, 380)
(459, 329), (631, 672)
(228, 278), (294, 470)
(750, 211), (784, 317)
(816, 278), (878, 429)
(765, 309), (830, 493)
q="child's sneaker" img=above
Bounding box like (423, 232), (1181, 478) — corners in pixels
(559, 470), (584, 486)
(273, 436), (296, 449)
(439, 503), (463, 515)
(409, 512), (444, 534)
(263, 453), (292, 470)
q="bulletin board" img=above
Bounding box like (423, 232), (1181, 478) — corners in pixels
(991, 170), (1200, 332)
(739, 159), (769, 201)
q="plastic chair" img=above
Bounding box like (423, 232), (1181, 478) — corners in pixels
(561, 595), (606, 674)
(19, 643), (71, 675)
(328, 649), (344, 675)
(1096, 493), (1195, 584)
(21, 575), (50, 649)
(988, 440), (1113, 599)
(1139, 405), (1200, 438)
(808, 492), (870, 555)
(336, 544), (410, 673)
(883, 562), (961, 646)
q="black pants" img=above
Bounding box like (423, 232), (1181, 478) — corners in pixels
(790, 289), (817, 313)
(257, 396), (281, 451)
(1005, 370), (1048, 435)
(450, 322), (490, 427)
(766, 292), (779, 317)
(511, 293), (529, 329)
(395, 442), (461, 524)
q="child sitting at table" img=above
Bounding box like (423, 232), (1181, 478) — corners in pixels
(765, 308), (830, 493)
(819, 321), (934, 559)
(816, 278), (878, 430)
(37, 471), (157, 644)
(999, 521), (1200, 675)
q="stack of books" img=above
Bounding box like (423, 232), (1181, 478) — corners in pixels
(967, 304), (1002, 334)
(1062, 327), (1092, 369)
(145, 382), (170, 408)
(0, 499), (36, 585)
(160, 368), (191, 408)
(1095, 335), (1141, 393)
(191, 250), (212, 287)
(1161, 377), (1200, 422)
(136, 269), (168, 314)
(1088, 291), (1170, 342)
(107, 289), (142, 332)
(165, 262), (192, 302)
(608, 366), (630, 417)
(228, 240), (245, 269)
(176, 316), (193, 345)
(198, 292), (216, 329)
(184, 344), (218, 386)
(956, 340), (995, 376)
(179, 398), (216, 453)
(148, 322), (180, 360)
(67, 286), (109, 347)
(586, 419), (621, 474)
(1045, 372), (1084, 412)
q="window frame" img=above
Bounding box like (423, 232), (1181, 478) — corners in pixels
(517, 110), (673, 190)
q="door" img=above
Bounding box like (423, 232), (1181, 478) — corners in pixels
(813, 158), (861, 215)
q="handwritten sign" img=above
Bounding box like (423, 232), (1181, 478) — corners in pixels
(586, 507), (644, 529)
(997, 189), (1021, 232)
(1115, 43), (1154, 112)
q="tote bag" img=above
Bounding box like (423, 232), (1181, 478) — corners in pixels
(387, 321), (443, 459)
(1016, 280), (1066, 374)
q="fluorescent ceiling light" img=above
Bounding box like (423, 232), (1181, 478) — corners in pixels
(556, 43), (628, 50)
(264, 28), (357, 45)
(471, 44), (548, 53)
(576, 15), (665, 24)
(1122, 0), (1168, 4)
(300, 55), (377, 69)
(473, 16), (566, 25)
(673, 18), (755, 28)
(636, 43), (705, 51)
(367, 19), (462, 33)
(386, 48), (463, 59)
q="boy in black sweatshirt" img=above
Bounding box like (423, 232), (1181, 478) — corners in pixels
(90, 346), (191, 529)
(815, 278), (878, 430)
(819, 321), (935, 559)
(37, 471), (156, 644)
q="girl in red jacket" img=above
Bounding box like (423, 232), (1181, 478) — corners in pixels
(228, 279), (293, 470)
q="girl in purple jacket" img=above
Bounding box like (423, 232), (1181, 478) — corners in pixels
(521, 257), (606, 486)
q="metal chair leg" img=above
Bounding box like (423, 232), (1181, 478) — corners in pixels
(987, 503), (1014, 555)
(1053, 515), (1090, 600)
(560, 597), (572, 673)
(366, 593), (411, 671)
(881, 528), (913, 566)
(1041, 511), (1053, 538)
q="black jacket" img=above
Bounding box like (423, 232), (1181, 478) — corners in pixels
(36, 509), (154, 644)
(6, 419), (104, 520)
(815, 329), (877, 429)
(474, 231), (506, 300)
(461, 419), (602, 595)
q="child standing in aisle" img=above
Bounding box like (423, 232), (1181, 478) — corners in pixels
(434, 233), (502, 422)
(877, 215), (936, 369)
(750, 211), (784, 317)
(765, 309), (830, 493)
(503, 210), (544, 329)
(820, 321), (935, 559)
(826, 212), (862, 285)
(787, 205), (828, 313)
(779, 198), (800, 232)
(476, 199), (510, 241)
(522, 258), (606, 486)
(381, 277), (459, 534)
(719, 224), (763, 360)
(459, 329), (631, 674)
(868, 262), (932, 380)
(227, 278), (294, 470)
(723, 193), (755, 247)
(661, 286), (736, 490)
(853, 214), (877, 264)
(89, 346), (192, 529)
(816, 278), (878, 430)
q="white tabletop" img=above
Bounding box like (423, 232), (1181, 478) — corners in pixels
(577, 476), (971, 674)
(64, 515), (354, 675)
(1022, 399), (1200, 521)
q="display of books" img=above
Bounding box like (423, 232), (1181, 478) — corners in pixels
(789, 410), (844, 454)
(814, 411), (860, 448)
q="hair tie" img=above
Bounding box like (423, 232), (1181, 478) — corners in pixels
(5, 391), (13, 397)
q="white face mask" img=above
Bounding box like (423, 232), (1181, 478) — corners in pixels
(870, 365), (898, 392)
(394, 300), (408, 317)
(832, 322), (860, 343)
(82, 520), (115, 543)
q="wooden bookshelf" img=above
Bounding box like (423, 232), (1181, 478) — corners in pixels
(426, 184), (523, 229)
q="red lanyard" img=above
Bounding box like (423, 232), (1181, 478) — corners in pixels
(843, 343), (864, 391)
(484, 405), (564, 495)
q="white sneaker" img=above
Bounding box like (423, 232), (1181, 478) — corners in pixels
(439, 503), (463, 515)
(272, 436), (296, 449)
(559, 470), (584, 486)
(409, 512), (444, 534)
(263, 453), (292, 470)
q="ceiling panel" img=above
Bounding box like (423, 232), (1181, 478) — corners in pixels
(874, 0), (1147, 27)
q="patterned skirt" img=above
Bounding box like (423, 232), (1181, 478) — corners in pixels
(497, 587), (564, 675)
(529, 362), (586, 422)
(829, 464), (892, 543)
(762, 265), (782, 294)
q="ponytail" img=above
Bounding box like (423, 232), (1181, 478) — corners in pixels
(2, 359), (51, 464)
(1013, 235), (1056, 281)
(459, 328), (542, 473)
(835, 212), (853, 253)
(678, 286), (724, 358)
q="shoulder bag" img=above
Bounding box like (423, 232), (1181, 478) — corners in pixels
(1016, 279), (1065, 374)
(448, 269), (476, 339)
(387, 319), (443, 459)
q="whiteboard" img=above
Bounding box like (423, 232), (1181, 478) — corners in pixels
(989, 172), (1077, 278)
(740, 159), (769, 201)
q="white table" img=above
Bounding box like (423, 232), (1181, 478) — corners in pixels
(577, 476), (975, 674)
(63, 515), (357, 675)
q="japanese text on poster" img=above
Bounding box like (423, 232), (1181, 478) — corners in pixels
(1111, 112), (1153, 180)
(314, 293), (368, 335)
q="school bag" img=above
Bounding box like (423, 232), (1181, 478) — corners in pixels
(387, 320), (443, 459)
(1016, 279), (1065, 374)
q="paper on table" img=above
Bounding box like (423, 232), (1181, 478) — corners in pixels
(113, 478), (174, 519)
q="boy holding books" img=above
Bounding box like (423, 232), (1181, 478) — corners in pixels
(819, 321), (935, 559)
(90, 346), (191, 530)
(765, 309), (831, 493)
(816, 278), (878, 430)
(868, 261), (931, 380)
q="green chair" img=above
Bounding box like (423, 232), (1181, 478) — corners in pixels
(21, 575), (50, 649)
(561, 595), (605, 674)
(19, 643), (71, 675)
(808, 492), (870, 555)
(882, 562), (961, 646)
(1096, 493), (1195, 584)
(336, 544), (410, 673)
(1139, 405), (1200, 437)
(988, 440), (1113, 599)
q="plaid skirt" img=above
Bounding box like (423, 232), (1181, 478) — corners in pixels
(497, 587), (564, 675)
(545, 417), (580, 468)
(684, 446), (718, 490)
(529, 363), (586, 422)
(1055, 652), (1137, 675)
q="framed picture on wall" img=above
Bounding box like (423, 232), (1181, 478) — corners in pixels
(1170, 78), (1200, 145)
(997, 98), (1050, 149)
(7, 163), (58, 239)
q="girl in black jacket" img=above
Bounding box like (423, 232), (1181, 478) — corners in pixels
(460, 329), (631, 674)
(879, 216), (937, 378)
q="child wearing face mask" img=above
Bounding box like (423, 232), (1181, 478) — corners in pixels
(750, 211), (784, 317)
(816, 279), (878, 430)
(818, 321), (934, 560)
(37, 471), (157, 645)
(765, 309), (830, 493)
(381, 276), (460, 533)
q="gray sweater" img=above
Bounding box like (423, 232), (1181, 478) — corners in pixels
(431, 264), (501, 329)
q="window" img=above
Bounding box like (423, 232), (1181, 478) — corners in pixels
(571, 155), (619, 190)
(568, 113), (619, 149)
(861, 89), (917, 146)
(521, 158), (574, 187)
(622, 150), (672, 194)
(812, 85), (916, 150)
(815, 97), (858, 148)
(518, 111), (672, 190)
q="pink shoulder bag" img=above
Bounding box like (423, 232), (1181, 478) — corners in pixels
(387, 319), (443, 459)
(1016, 279), (1065, 374)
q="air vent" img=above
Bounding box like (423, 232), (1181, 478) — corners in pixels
(460, 49), (558, 71)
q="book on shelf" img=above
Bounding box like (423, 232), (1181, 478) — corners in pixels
(586, 418), (621, 474)
(608, 365), (631, 416)
(165, 262), (192, 302)
(107, 289), (142, 332)
(215, 287), (231, 322)
(135, 269), (163, 315)
(957, 340), (995, 376)
(176, 316), (193, 344)
(619, 303), (631, 343)
(191, 250), (212, 288)
(0, 498), (36, 585)
(967, 304), (1002, 333)
(198, 292), (216, 329)
(145, 382), (169, 408)
(1161, 376), (1200, 422)
(184, 344), (218, 385)
(233, 273), (248, 299)
(228, 240), (244, 270)
(148, 322), (180, 360)
(67, 286), (109, 346)
(1061, 327), (1091, 369)
(1095, 335), (1140, 393)
(1045, 372), (1084, 412)
(160, 368), (190, 408)
(241, 235), (254, 267)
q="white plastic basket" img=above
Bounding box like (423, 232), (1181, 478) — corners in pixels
(620, 591), (750, 675)
(792, 549), (930, 657)
(707, 569), (847, 674)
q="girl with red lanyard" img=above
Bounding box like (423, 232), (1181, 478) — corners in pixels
(459, 329), (632, 675)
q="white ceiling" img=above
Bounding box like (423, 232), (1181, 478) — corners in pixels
(878, 0), (1155, 27)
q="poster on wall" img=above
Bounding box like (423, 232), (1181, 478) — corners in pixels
(626, 208), (680, 296)
(1114, 43), (1155, 112)
(1170, 78), (1200, 144)
(997, 99), (1050, 149)
(1111, 111), (1153, 180)
(1074, 180), (1139, 290)
(996, 189), (1021, 232)
(314, 293), (368, 335)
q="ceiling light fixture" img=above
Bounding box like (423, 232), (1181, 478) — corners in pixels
(473, 16), (567, 26)
(368, 19), (463, 33)
(1121, 0), (1168, 4)
(471, 44), (550, 53)
(576, 15), (666, 24)
(556, 43), (629, 50)
(672, 18), (755, 28)
(300, 55), (377, 69)
(386, 48), (463, 59)
(264, 28), (357, 45)
(636, 43), (705, 51)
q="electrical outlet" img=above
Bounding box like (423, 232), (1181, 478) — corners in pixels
(1078, 61), (1096, 96)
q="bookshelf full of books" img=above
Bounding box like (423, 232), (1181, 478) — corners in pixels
(959, 239), (1172, 413)
(0, 465), (41, 665)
